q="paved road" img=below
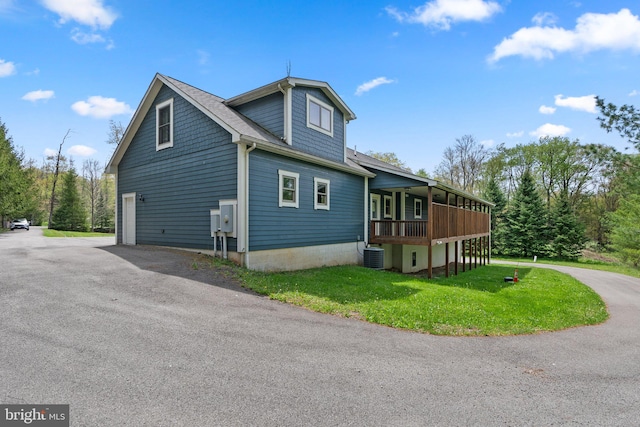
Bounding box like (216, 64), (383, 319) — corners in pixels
(1, 228), (639, 426)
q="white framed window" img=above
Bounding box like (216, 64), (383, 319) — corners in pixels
(414, 199), (422, 218)
(278, 170), (299, 208)
(314, 177), (330, 210)
(370, 194), (381, 220)
(383, 195), (393, 219)
(306, 94), (333, 137)
(156, 98), (174, 150)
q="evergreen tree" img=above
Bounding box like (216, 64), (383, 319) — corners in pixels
(610, 194), (640, 267)
(504, 169), (548, 257)
(483, 178), (507, 255)
(550, 190), (586, 259)
(51, 167), (88, 231)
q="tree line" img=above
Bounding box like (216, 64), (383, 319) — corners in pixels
(0, 118), (116, 232)
(369, 97), (640, 266)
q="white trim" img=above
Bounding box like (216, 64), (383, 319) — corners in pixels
(122, 192), (136, 245)
(370, 193), (381, 221)
(313, 177), (330, 210)
(414, 198), (423, 218)
(285, 86), (293, 145)
(278, 169), (299, 208)
(364, 177), (369, 243)
(156, 98), (174, 151)
(383, 195), (393, 219)
(306, 94), (334, 137)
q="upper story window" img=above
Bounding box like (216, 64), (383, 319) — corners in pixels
(306, 94), (334, 137)
(156, 98), (174, 151)
(278, 169), (299, 208)
(314, 177), (330, 210)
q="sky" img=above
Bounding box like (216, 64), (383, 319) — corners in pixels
(1, 0), (640, 174)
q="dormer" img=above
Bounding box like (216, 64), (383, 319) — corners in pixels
(226, 77), (356, 164)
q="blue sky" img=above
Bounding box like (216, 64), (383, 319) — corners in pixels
(2, 0), (640, 173)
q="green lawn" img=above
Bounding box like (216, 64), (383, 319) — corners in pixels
(239, 264), (608, 336)
(492, 256), (640, 278)
(42, 229), (115, 238)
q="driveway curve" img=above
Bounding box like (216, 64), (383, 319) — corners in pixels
(1, 228), (639, 426)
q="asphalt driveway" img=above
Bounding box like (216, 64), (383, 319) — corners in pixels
(1, 228), (639, 426)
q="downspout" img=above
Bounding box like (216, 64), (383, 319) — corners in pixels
(277, 84), (289, 144)
(241, 142), (257, 265)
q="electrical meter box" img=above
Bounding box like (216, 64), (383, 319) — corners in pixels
(210, 209), (220, 237)
(218, 199), (238, 237)
(220, 204), (234, 233)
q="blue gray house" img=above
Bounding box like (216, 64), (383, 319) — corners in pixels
(106, 74), (491, 276)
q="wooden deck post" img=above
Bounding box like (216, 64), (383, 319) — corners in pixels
(445, 242), (449, 278)
(454, 240), (459, 275)
(427, 186), (433, 279)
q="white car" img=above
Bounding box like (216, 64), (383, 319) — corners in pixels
(10, 218), (29, 231)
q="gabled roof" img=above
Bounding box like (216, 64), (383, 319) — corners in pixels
(106, 74), (370, 177)
(225, 77), (356, 121)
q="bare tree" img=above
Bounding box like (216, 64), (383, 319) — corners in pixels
(434, 135), (488, 194)
(82, 159), (102, 231)
(106, 120), (125, 145)
(48, 130), (71, 228)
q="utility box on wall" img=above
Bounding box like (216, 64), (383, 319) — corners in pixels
(210, 209), (221, 237)
(218, 199), (238, 237)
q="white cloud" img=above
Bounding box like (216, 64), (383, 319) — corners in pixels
(489, 8), (640, 63)
(480, 139), (495, 147)
(40, 0), (117, 29)
(26, 68), (41, 76)
(355, 77), (396, 96)
(0, 0), (17, 13)
(539, 105), (556, 114)
(71, 28), (105, 44)
(22, 90), (55, 102)
(530, 123), (571, 138)
(0, 59), (16, 77)
(532, 12), (558, 27)
(386, 0), (502, 31)
(197, 49), (210, 65)
(629, 89), (639, 97)
(71, 96), (132, 118)
(554, 94), (596, 113)
(67, 145), (97, 156)
(43, 148), (58, 157)
(506, 131), (524, 138)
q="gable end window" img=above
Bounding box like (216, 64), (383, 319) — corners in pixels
(278, 170), (299, 208)
(306, 94), (334, 137)
(314, 177), (330, 210)
(156, 98), (174, 150)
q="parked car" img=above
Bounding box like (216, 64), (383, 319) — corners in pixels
(10, 218), (29, 231)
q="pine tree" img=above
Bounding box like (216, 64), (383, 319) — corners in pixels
(504, 169), (548, 257)
(483, 178), (507, 255)
(51, 167), (88, 231)
(550, 190), (586, 259)
(610, 194), (640, 266)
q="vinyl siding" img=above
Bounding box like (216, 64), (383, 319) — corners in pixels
(117, 85), (237, 250)
(248, 150), (364, 251)
(290, 87), (345, 163)
(368, 169), (426, 190)
(233, 92), (284, 138)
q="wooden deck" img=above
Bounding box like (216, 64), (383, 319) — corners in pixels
(369, 203), (490, 246)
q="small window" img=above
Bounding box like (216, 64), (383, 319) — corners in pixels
(314, 177), (330, 210)
(370, 194), (381, 220)
(383, 195), (393, 219)
(156, 98), (174, 150)
(414, 199), (422, 218)
(278, 170), (299, 208)
(306, 94), (334, 136)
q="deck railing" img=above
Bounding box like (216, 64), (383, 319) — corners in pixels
(370, 203), (489, 245)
